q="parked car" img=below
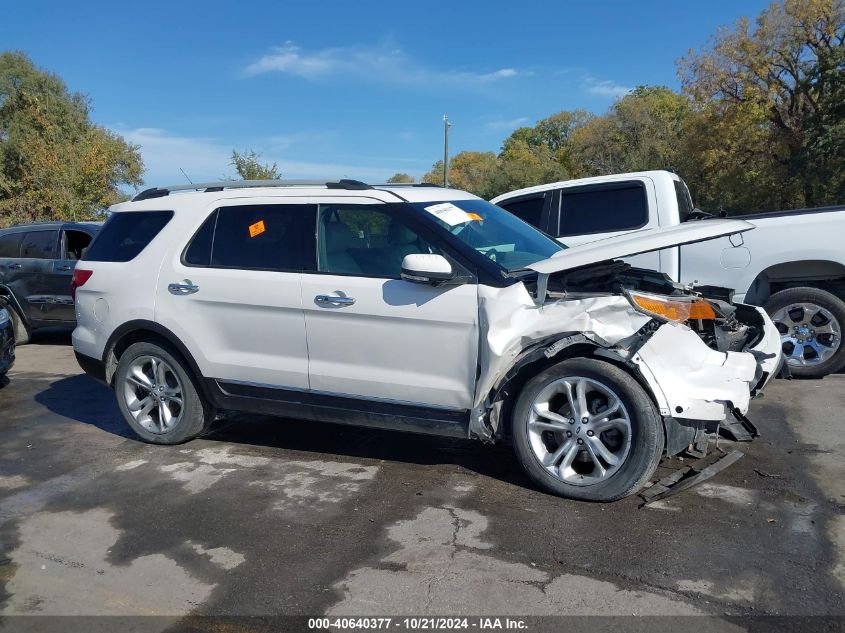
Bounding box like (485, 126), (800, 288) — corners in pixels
(72, 179), (780, 501)
(0, 221), (101, 344)
(493, 171), (845, 378)
(0, 305), (14, 382)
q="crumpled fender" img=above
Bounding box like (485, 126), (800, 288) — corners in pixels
(470, 283), (651, 439)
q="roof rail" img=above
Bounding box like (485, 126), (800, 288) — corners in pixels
(132, 179), (372, 202)
(376, 182), (443, 188)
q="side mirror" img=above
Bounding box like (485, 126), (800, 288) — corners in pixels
(401, 254), (455, 285)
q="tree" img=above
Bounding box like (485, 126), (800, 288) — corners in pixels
(229, 149), (280, 180)
(422, 152), (501, 198)
(679, 0), (845, 209)
(569, 86), (693, 177)
(0, 51), (143, 226)
(386, 172), (415, 183)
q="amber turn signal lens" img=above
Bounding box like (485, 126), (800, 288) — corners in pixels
(628, 292), (716, 322)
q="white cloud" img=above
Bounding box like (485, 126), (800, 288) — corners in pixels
(114, 126), (422, 188)
(485, 116), (529, 130)
(584, 77), (633, 98)
(244, 42), (521, 87)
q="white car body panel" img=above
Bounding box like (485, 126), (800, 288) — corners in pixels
(301, 273), (478, 409)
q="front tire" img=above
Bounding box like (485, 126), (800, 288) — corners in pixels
(114, 341), (214, 444)
(765, 287), (845, 378)
(511, 358), (663, 502)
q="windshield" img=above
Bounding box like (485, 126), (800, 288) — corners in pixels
(411, 199), (564, 271)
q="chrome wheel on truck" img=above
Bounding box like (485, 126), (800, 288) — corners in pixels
(511, 357), (663, 502)
(766, 287), (845, 378)
(527, 376), (632, 485)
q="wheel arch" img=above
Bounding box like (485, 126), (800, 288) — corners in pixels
(103, 320), (208, 396)
(486, 336), (661, 442)
(744, 259), (845, 305)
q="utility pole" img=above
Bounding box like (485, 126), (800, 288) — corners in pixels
(442, 115), (451, 188)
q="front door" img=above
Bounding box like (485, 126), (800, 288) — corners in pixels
(156, 200), (315, 390)
(301, 202), (479, 410)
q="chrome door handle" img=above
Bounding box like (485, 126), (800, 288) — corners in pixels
(315, 294), (355, 306)
(56, 265), (72, 272)
(8, 263), (22, 270)
(168, 281), (200, 295)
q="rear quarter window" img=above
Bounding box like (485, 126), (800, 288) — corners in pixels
(84, 211), (173, 262)
(0, 233), (23, 258)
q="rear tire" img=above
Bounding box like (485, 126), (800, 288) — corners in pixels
(114, 341), (214, 444)
(511, 357), (663, 502)
(1, 301), (31, 345)
(765, 287), (845, 378)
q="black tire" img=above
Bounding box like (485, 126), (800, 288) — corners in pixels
(511, 357), (663, 502)
(1, 300), (31, 345)
(765, 287), (845, 379)
(114, 341), (214, 444)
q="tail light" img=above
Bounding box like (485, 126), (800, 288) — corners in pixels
(71, 269), (93, 301)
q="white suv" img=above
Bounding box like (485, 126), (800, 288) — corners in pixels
(72, 180), (781, 501)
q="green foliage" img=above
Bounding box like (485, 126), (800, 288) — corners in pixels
(0, 51), (143, 226)
(229, 149), (280, 180)
(386, 172), (415, 183)
(421, 0), (844, 214)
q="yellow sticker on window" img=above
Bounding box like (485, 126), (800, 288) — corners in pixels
(467, 212), (483, 221)
(249, 220), (266, 238)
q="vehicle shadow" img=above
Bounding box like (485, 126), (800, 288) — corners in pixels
(33, 373), (134, 438)
(34, 373), (532, 488)
(205, 413), (532, 489)
(29, 327), (73, 346)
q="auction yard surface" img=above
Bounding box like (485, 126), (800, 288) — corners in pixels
(0, 334), (843, 628)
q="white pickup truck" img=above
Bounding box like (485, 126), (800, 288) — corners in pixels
(492, 170), (845, 378)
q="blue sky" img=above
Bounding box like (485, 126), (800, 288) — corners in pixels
(6, 0), (772, 188)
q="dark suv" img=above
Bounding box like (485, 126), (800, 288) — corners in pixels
(0, 221), (100, 343)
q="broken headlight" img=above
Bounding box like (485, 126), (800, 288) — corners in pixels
(625, 290), (716, 324)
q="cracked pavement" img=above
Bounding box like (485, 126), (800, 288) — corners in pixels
(0, 333), (843, 628)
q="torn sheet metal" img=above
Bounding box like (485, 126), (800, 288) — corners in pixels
(471, 283), (651, 438)
(469, 282), (782, 442)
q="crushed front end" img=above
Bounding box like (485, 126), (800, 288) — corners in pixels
(473, 260), (782, 459)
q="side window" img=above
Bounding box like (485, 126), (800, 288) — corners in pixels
(63, 230), (94, 261)
(558, 182), (648, 237)
(85, 211), (173, 262)
(204, 204), (315, 272)
(317, 205), (435, 277)
(499, 195), (544, 228)
(0, 233), (22, 258)
(20, 230), (58, 259)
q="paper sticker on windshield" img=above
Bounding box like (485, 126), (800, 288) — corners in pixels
(249, 220), (266, 238)
(424, 203), (473, 226)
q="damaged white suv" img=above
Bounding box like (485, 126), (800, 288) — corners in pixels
(72, 180), (782, 501)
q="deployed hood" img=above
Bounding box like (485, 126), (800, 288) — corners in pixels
(528, 218), (754, 275)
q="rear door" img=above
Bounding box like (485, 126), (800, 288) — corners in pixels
(551, 180), (661, 271)
(17, 229), (63, 322)
(156, 199), (315, 390)
(48, 227), (97, 321)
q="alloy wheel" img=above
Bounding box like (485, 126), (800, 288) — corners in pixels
(122, 355), (184, 434)
(771, 302), (841, 367)
(526, 376), (632, 486)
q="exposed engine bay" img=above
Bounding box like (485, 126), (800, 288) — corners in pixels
(536, 260), (767, 354)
